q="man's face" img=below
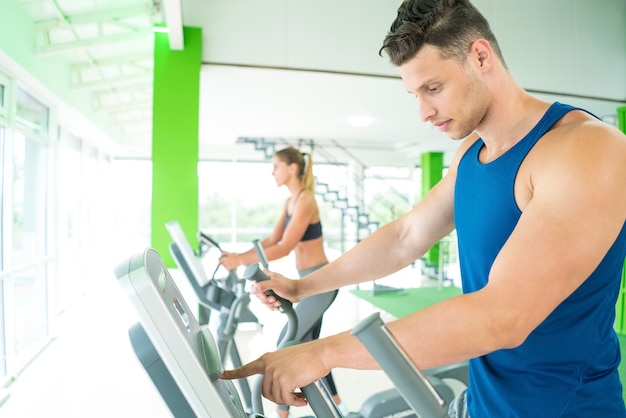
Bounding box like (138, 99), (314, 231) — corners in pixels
(399, 44), (489, 140)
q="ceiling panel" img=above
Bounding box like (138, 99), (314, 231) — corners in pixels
(18, 0), (157, 154)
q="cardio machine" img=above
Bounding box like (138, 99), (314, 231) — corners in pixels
(164, 220), (341, 415)
(120, 222), (468, 417)
(114, 247), (468, 418)
(123, 219), (259, 416)
(164, 220), (258, 413)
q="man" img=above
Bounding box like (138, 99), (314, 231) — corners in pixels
(222, 0), (626, 416)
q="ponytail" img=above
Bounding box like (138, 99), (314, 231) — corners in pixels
(274, 146), (315, 193)
(301, 152), (315, 193)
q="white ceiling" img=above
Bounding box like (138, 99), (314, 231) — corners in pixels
(16, 0), (626, 167)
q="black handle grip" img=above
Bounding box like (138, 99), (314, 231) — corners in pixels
(199, 232), (222, 251)
(243, 263), (292, 312)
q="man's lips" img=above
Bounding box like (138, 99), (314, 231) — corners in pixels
(433, 120), (451, 132)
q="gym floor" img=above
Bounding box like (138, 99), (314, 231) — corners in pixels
(0, 263), (420, 418)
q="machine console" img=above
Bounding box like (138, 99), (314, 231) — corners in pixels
(114, 248), (248, 418)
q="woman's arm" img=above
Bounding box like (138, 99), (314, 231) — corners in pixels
(219, 193), (318, 269)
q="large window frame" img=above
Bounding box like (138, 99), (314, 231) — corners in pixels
(0, 70), (12, 383)
(198, 159), (348, 250)
(0, 125), (7, 382)
(197, 158), (420, 254)
(0, 73), (60, 381)
(9, 84), (55, 373)
(0, 58), (113, 394)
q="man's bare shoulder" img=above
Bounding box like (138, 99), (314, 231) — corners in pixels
(551, 109), (621, 137)
(531, 112), (626, 208)
(543, 111), (626, 155)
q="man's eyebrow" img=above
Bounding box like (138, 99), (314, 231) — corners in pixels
(419, 78), (439, 88)
(407, 79), (436, 95)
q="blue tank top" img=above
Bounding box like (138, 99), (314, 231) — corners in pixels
(455, 102), (626, 417)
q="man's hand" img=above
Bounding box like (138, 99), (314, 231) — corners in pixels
(251, 271), (300, 310)
(220, 341), (329, 406)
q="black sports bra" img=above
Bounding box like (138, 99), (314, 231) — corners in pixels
(284, 215), (323, 241)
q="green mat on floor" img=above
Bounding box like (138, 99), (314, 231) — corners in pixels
(350, 286), (463, 318)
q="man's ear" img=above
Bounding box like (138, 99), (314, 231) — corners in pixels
(471, 39), (493, 71)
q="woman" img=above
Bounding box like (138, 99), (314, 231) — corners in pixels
(219, 146), (346, 417)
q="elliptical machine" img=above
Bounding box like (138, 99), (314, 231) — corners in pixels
(115, 247), (468, 418)
(122, 220), (468, 417)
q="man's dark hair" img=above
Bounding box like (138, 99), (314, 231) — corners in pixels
(380, 0), (506, 68)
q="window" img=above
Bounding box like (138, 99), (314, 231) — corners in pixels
(0, 74), (6, 120)
(0, 124), (6, 378)
(8, 85), (52, 370)
(110, 159), (152, 262)
(15, 86), (49, 141)
(56, 134), (82, 310)
(0, 66), (116, 388)
(0, 72), (11, 382)
(10, 131), (51, 366)
(198, 160), (283, 246)
(198, 159), (346, 252)
(364, 166), (416, 225)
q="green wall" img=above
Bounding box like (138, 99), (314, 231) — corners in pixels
(421, 152), (444, 266)
(151, 27), (202, 267)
